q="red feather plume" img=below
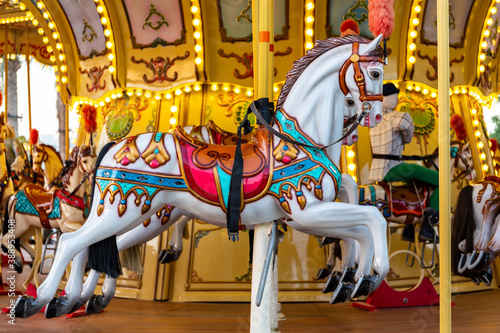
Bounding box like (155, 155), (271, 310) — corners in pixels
(30, 128), (39, 145)
(81, 104), (97, 133)
(340, 19), (360, 36)
(490, 138), (498, 153)
(0, 91), (3, 107)
(450, 114), (467, 141)
(368, 0), (395, 38)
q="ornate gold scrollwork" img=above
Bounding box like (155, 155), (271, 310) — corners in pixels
(142, 3), (169, 30)
(82, 17), (98, 42)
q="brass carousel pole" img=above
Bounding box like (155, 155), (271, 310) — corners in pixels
(25, 22), (32, 134)
(250, 0), (275, 331)
(437, 0), (451, 332)
(4, 27), (8, 123)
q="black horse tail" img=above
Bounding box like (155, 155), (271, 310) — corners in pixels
(88, 141), (122, 278)
(451, 185), (475, 275)
(1, 195), (11, 253)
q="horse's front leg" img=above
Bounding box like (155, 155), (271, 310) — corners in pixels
(45, 249), (88, 318)
(290, 201), (389, 292)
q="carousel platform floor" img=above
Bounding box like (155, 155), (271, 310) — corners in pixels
(1, 288), (500, 332)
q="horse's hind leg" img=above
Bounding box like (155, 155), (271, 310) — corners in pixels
(85, 273), (116, 315)
(159, 215), (190, 263)
(75, 209), (186, 314)
(14, 212), (136, 319)
(45, 248), (88, 318)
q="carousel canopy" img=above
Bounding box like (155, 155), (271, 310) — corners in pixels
(0, 0), (497, 103)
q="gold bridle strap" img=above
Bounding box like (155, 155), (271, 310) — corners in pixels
(339, 42), (384, 102)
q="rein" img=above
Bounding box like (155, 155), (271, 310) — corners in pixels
(226, 42), (383, 241)
(372, 152), (439, 170)
(46, 160), (73, 190)
(249, 102), (368, 150)
(63, 170), (91, 198)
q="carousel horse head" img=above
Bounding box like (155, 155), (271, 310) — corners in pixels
(277, 34), (384, 135)
(450, 141), (476, 182)
(32, 144), (64, 190)
(61, 145), (97, 186)
(77, 145), (97, 179)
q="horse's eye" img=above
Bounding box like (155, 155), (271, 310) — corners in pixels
(346, 99), (355, 106)
(369, 70), (381, 79)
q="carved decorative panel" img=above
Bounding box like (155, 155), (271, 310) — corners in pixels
(420, 0), (473, 48)
(216, 0), (289, 43)
(58, 0), (107, 59)
(122, 0), (187, 49)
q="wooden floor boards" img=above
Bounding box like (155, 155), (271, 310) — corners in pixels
(1, 289), (500, 332)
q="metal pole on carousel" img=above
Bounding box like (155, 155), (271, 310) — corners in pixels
(25, 22), (32, 135)
(4, 27), (8, 124)
(250, 0), (277, 331)
(437, 0), (451, 332)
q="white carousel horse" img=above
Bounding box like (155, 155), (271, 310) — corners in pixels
(55, 97), (363, 316)
(14, 34), (390, 319)
(1, 145), (96, 272)
(451, 176), (500, 285)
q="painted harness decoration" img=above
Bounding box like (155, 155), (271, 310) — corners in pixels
(97, 110), (342, 219)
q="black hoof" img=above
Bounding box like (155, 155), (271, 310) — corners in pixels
(14, 295), (38, 319)
(468, 251), (492, 273)
(14, 263), (23, 274)
(45, 295), (72, 318)
(479, 267), (493, 287)
(158, 249), (180, 264)
(86, 294), (108, 315)
(68, 300), (85, 314)
(343, 267), (357, 283)
(315, 268), (332, 280)
(351, 275), (376, 299)
(45, 296), (60, 319)
(329, 282), (354, 304)
(320, 237), (337, 246)
(322, 271), (342, 293)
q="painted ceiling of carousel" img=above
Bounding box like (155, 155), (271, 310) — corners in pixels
(0, 0), (499, 102)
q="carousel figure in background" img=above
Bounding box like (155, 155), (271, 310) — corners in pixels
(369, 83), (440, 242)
(489, 138), (500, 175)
(0, 111), (31, 190)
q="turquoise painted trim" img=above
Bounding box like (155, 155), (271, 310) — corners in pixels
(15, 190), (61, 219)
(368, 185), (376, 202)
(96, 168), (187, 190)
(217, 165), (231, 210)
(274, 110), (342, 187)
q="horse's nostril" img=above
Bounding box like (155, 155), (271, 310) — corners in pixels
(376, 114), (382, 123)
(352, 135), (358, 142)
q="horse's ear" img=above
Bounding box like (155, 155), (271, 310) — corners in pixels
(363, 34), (383, 54)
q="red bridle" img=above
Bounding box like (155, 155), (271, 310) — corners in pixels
(339, 42), (384, 103)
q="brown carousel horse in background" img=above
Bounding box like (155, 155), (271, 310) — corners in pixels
(1, 145), (96, 273)
(1, 143), (65, 271)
